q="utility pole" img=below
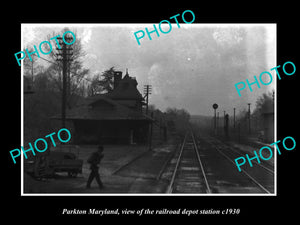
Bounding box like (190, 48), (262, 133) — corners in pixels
(248, 103), (251, 134)
(217, 112), (219, 132)
(212, 103), (218, 135)
(56, 35), (73, 130)
(223, 110), (226, 128)
(233, 107), (236, 129)
(31, 60), (34, 86)
(149, 112), (154, 150)
(143, 85), (152, 115)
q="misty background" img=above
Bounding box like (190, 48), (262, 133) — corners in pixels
(22, 23), (276, 117)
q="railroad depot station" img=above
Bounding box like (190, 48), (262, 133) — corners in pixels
(21, 24), (277, 195)
(64, 70), (154, 145)
(23, 69), (275, 194)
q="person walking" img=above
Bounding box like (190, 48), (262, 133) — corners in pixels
(86, 145), (104, 189)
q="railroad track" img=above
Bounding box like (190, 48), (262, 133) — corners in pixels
(166, 132), (211, 193)
(209, 137), (274, 174)
(109, 131), (274, 194)
(204, 136), (274, 194)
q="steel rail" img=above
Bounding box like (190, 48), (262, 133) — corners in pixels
(225, 145), (274, 174)
(166, 133), (188, 193)
(212, 138), (274, 174)
(206, 138), (271, 194)
(156, 144), (180, 180)
(191, 132), (211, 193)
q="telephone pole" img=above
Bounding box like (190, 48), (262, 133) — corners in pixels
(217, 112), (219, 132)
(248, 103), (251, 134)
(212, 103), (218, 135)
(223, 110), (226, 128)
(233, 107), (236, 129)
(56, 35), (73, 129)
(143, 85), (152, 115)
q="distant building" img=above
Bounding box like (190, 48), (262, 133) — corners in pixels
(261, 100), (274, 142)
(64, 70), (152, 144)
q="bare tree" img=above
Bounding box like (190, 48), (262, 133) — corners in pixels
(251, 90), (274, 131)
(43, 28), (89, 107)
(88, 72), (102, 96)
(23, 47), (45, 79)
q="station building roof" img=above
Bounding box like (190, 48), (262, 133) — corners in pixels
(63, 95), (152, 121)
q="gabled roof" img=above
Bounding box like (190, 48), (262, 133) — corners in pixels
(52, 72), (149, 121)
(62, 95), (151, 121)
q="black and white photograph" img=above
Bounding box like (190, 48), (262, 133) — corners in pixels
(4, 4), (298, 220)
(21, 23), (276, 195)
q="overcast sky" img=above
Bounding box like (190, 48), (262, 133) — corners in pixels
(22, 23), (276, 116)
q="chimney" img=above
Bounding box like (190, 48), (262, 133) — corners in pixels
(114, 71), (122, 89)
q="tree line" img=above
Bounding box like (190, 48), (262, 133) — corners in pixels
(24, 28), (192, 144)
